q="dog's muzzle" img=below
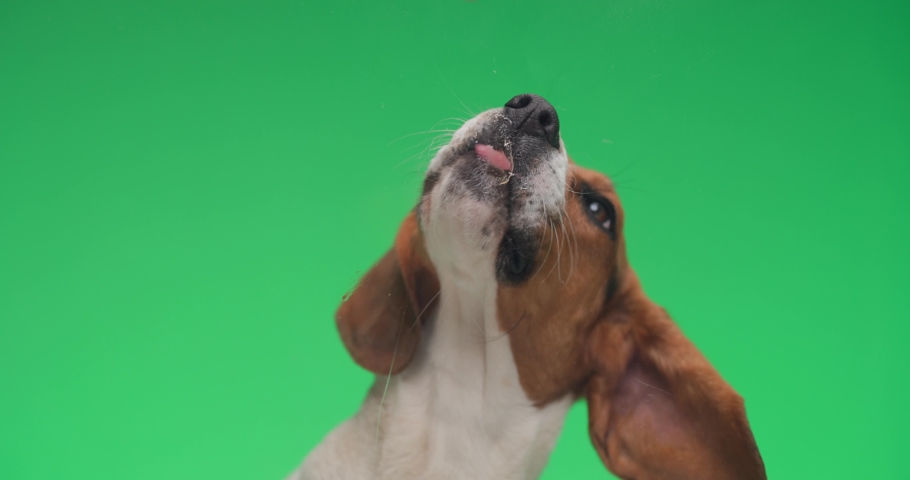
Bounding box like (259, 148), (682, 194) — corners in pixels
(420, 94), (568, 284)
(473, 94), (561, 174)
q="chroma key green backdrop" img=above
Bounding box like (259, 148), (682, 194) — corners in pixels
(1, 1), (907, 479)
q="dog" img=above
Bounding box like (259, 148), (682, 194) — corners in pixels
(289, 94), (766, 480)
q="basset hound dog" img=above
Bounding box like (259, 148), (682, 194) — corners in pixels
(289, 94), (766, 479)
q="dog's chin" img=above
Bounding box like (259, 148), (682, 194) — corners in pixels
(419, 152), (557, 282)
(419, 156), (512, 251)
(420, 182), (546, 286)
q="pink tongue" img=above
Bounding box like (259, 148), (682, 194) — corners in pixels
(475, 144), (512, 171)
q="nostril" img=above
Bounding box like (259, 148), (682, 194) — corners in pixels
(505, 94), (532, 109)
(538, 110), (552, 127)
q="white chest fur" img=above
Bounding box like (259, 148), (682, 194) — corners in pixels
(291, 259), (573, 480)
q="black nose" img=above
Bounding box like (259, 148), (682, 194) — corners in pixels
(503, 94), (560, 149)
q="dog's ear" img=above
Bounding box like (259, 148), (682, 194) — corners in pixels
(335, 212), (440, 375)
(586, 271), (766, 480)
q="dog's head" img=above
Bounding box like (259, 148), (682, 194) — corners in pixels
(336, 94), (765, 479)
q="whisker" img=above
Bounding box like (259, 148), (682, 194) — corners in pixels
(429, 117), (469, 130)
(416, 132), (454, 166)
(388, 129), (456, 146)
(545, 217), (562, 282)
(437, 76), (478, 118)
(561, 203), (579, 283)
(529, 219), (555, 281)
(373, 308), (408, 471)
(554, 207), (570, 284)
(373, 276), (443, 467)
(394, 132), (455, 170)
(407, 289), (443, 332)
(482, 311), (528, 344)
(564, 183), (589, 195)
(605, 158), (638, 182)
(611, 182), (652, 195)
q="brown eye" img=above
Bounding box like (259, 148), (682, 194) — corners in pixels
(582, 194), (616, 237)
(587, 201), (611, 228)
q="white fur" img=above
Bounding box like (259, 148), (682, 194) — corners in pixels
(289, 109), (572, 480)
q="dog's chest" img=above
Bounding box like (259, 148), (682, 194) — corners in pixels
(380, 288), (570, 479)
(296, 271), (572, 480)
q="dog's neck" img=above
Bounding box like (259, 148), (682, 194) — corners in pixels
(301, 238), (573, 480)
(374, 239), (573, 479)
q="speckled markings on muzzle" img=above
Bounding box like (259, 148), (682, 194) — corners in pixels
(417, 99), (569, 285)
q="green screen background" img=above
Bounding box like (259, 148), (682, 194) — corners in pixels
(2, 1), (908, 478)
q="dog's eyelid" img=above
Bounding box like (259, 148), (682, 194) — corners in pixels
(577, 190), (613, 210)
(574, 181), (614, 199)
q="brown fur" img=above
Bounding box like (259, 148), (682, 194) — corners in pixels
(336, 162), (765, 479)
(335, 212), (439, 375)
(496, 163), (624, 405)
(498, 163), (766, 478)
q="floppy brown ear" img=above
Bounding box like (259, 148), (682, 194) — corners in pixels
(335, 212), (440, 375)
(586, 272), (766, 480)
